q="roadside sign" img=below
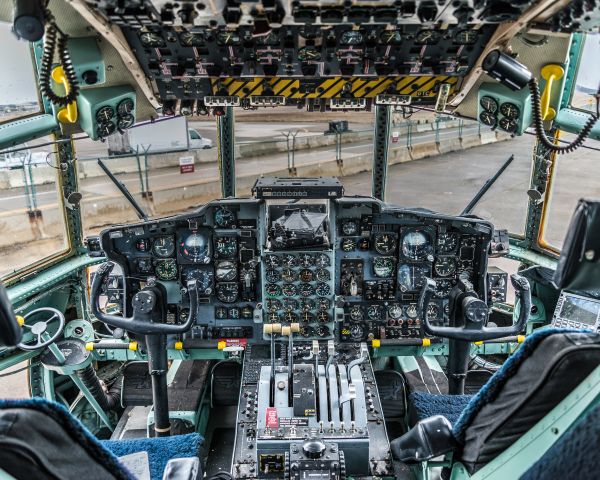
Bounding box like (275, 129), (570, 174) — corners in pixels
(179, 156), (195, 174)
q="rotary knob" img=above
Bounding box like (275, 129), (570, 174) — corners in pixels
(302, 439), (326, 459)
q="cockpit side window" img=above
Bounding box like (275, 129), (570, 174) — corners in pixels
(569, 33), (600, 115)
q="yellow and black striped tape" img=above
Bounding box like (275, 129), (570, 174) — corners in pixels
(210, 76), (459, 99)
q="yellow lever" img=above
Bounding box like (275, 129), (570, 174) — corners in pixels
(540, 64), (565, 121)
(51, 66), (78, 124)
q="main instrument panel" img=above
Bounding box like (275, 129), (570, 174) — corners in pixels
(99, 178), (493, 346)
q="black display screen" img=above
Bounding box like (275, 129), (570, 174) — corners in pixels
(560, 295), (600, 326)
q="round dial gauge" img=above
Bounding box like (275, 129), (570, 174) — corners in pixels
(499, 117), (518, 133)
(500, 102), (520, 119)
(397, 264), (429, 292)
(229, 308), (240, 319)
(427, 303), (439, 318)
(367, 305), (384, 320)
(136, 258), (153, 273)
(415, 29), (440, 45)
(301, 312), (314, 323)
(300, 326), (314, 337)
(117, 115), (135, 130)
(358, 238), (371, 251)
(373, 257), (395, 278)
(284, 312), (298, 323)
(242, 306), (253, 319)
(388, 304), (403, 320)
(317, 311), (329, 323)
(315, 282), (331, 296)
(96, 105), (114, 123)
(153, 236), (175, 258)
(255, 31), (279, 46)
(264, 254), (281, 268)
(298, 47), (321, 61)
(479, 111), (497, 127)
(217, 31), (241, 45)
(479, 96), (498, 114)
(341, 238), (357, 252)
(215, 236), (237, 259)
(267, 312), (280, 322)
(299, 283), (314, 297)
(299, 254), (314, 268)
(155, 259), (178, 280)
(282, 284), (297, 296)
(140, 32), (165, 47)
(342, 220), (359, 236)
(434, 257), (457, 277)
(435, 279), (454, 298)
(265, 283), (281, 297)
(214, 207), (236, 228)
(97, 122), (116, 138)
(405, 304), (418, 319)
(215, 307), (228, 319)
(180, 31), (204, 47)
(402, 231), (432, 260)
(282, 254), (298, 268)
(267, 299), (282, 312)
(315, 268), (330, 282)
(350, 305), (363, 321)
(183, 268), (213, 294)
(180, 232), (210, 263)
(349, 324), (364, 340)
(299, 269), (314, 282)
(117, 98), (135, 116)
(315, 253), (330, 267)
(300, 299), (315, 312)
(316, 325), (330, 337)
(380, 30), (402, 45)
(265, 269), (280, 283)
(317, 298), (330, 310)
(454, 29), (478, 45)
(281, 268), (297, 282)
(340, 30), (363, 45)
(136, 238), (150, 252)
(215, 260), (237, 281)
(374, 233), (397, 255)
(283, 298), (298, 311)
(216, 283), (239, 303)
(437, 232), (459, 253)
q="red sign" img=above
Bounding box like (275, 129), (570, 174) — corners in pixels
(391, 131), (400, 143)
(179, 156), (195, 174)
(266, 407), (279, 428)
(218, 338), (248, 348)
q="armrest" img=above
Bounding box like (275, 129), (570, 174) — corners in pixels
(162, 457), (201, 480)
(390, 415), (458, 463)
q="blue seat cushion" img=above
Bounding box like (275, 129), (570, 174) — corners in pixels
(410, 391), (473, 424)
(102, 433), (203, 480)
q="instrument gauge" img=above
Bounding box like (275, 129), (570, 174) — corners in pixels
(215, 307), (228, 319)
(300, 326), (314, 337)
(427, 303), (439, 318)
(397, 264), (429, 292)
(298, 46), (321, 61)
(317, 311), (329, 323)
(215, 260), (237, 281)
(316, 325), (330, 337)
(402, 230), (433, 260)
(349, 305), (363, 321)
(358, 238), (371, 251)
(265, 283), (281, 297)
(214, 207), (236, 228)
(315, 283), (331, 296)
(282, 254), (298, 268)
(454, 29), (478, 45)
(264, 254), (281, 268)
(405, 304), (418, 319)
(299, 269), (314, 282)
(96, 106), (114, 123)
(217, 31), (241, 45)
(437, 232), (459, 253)
(500, 102), (520, 119)
(479, 96), (498, 113)
(349, 324), (364, 340)
(97, 122), (116, 138)
(388, 304), (403, 320)
(117, 98), (135, 116)
(180, 232), (210, 263)
(434, 257), (457, 277)
(298, 254), (314, 268)
(255, 31), (279, 46)
(301, 312), (314, 323)
(435, 279), (454, 298)
(180, 31), (204, 47)
(340, 30), (364, 45)
(415, 29), (441, 45)
(216, 282), (239, 303)
(373, 257), (395, 278)
(499, 117), (518, 133)
(215, 236), (237, 259)
(267, 312), (280, 322)
(367, 305), (384, 320)
(284, 312), (298, 323)
(341, 220), (359, 236)
(265, 269), (280, 283)
(242, 306), (253, 319)
(479, 111), (497, 127)
(315, 268), (330, 282)
(135, 238), (151, 252)
(317, 298), (330, 310)
(299, 283), (314, 297)
(140, 32), (165, 47)
(315, 253), (331, 267)
(299, 299), (315, 312)
(283, 298), (299, 311)
(136, 258), (153, 273)
(341, 238), (357, 252)
(380, 30), (402, 45)
(266, 299), (282, 312)
(374, 233), (397, 255)
(282, 284), (297, 296)
(281, 268), (297, 282)
(155, 259), (178, 281)
(153, 236), (175, 258)
(117, 114), (135, 130)
(183, 268), (213, 294)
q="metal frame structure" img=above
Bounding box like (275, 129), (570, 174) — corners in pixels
(371, 105), (392, 201)
(217, 107), (236, 198)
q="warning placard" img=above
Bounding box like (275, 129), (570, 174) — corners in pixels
(179, 156), (195, 174)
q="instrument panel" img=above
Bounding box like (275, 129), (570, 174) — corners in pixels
(99, 187), (493, 345)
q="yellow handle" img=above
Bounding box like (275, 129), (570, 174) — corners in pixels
(540, 64), (565, 121)
(51, 66), (78, 124)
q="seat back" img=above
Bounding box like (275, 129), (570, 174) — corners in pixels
(453, 329), (600, 473)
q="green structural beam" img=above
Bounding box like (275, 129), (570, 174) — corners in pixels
(217, 107), (236, 198)
(371, 105), (391, 200)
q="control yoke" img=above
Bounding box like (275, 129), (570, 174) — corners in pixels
(419, 274), (531, 341)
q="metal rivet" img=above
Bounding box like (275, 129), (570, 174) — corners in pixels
(585, 250), (595, 261)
